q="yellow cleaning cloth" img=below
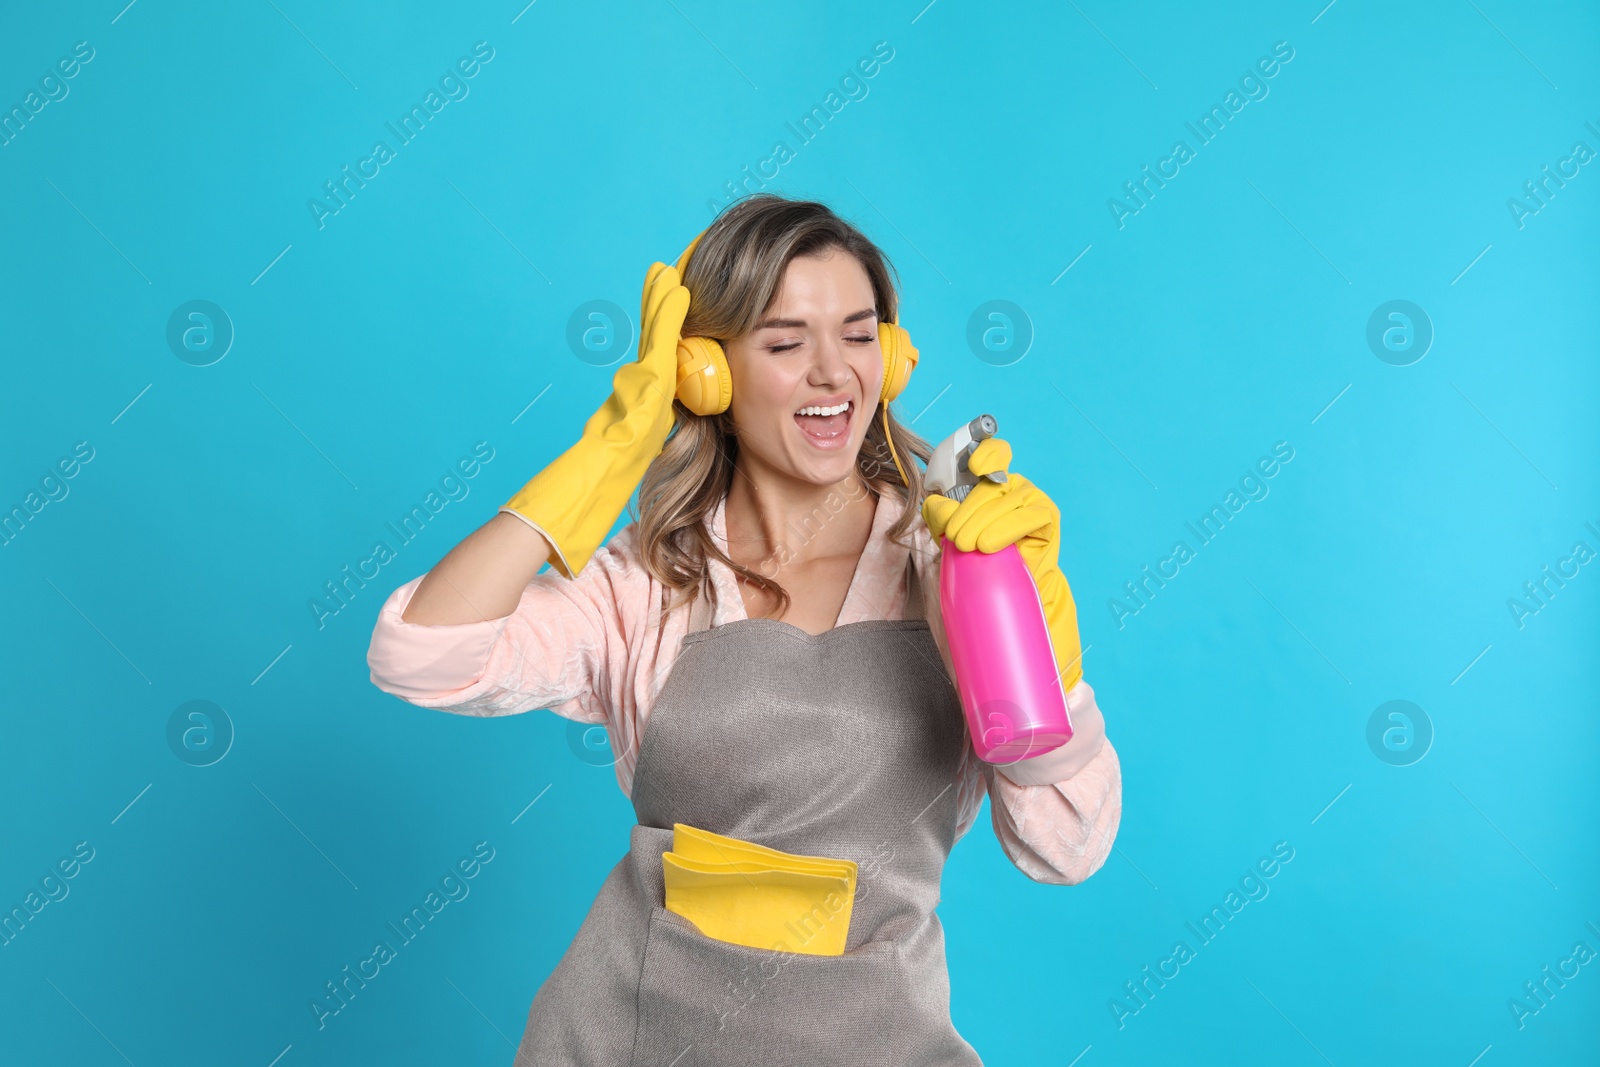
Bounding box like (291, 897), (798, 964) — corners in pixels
(671, 823), (856, 878)
(662, 824), (858, 956)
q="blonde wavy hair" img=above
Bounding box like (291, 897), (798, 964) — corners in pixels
(628, 193), (933, 626)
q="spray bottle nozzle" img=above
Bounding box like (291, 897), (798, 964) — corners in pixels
(926, 414), (1007, 503)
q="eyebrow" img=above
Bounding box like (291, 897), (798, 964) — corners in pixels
(753, 308), (878, 331)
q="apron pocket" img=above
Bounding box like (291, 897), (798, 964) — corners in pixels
(632, 904), (902, 1067)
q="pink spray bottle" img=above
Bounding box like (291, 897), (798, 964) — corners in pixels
(926, 415), (1074, 764)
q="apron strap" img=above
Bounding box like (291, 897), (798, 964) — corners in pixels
(687, 577), (717, 635)
(903, 550), (927, 622)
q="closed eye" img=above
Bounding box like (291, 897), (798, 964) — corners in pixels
(768, 335), (876, 354)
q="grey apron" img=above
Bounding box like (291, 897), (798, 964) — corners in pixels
(513, 554), (984, 1066)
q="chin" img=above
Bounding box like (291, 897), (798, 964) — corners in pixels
(762, 408), (872, 484)
(793, 440), (867, 484)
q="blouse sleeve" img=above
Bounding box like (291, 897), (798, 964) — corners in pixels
(365, 525), (643, 724)
(953, 679), (1123, 886)
(917, 532), (1123, 886)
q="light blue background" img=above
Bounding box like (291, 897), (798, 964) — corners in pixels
(3, 1), (1597, 1064)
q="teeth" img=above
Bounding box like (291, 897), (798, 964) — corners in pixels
(796, 401), (850, 417)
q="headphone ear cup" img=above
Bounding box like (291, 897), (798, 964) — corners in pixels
(878, 322), (920, 403)
(675, 335), (733, 416)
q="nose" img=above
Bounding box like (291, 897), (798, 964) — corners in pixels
(809, 333), (853, 389)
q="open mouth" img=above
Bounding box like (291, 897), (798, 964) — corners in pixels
(794, 399), (852, 449)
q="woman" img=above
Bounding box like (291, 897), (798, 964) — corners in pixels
(366, 194), (1122, 1065)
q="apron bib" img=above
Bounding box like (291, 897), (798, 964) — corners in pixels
(514, 555), (983, 1066)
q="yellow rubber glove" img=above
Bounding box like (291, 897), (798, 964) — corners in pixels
(499, 254), (691, 578)
(662, 824), (858, 956)
(921, 437), (1085, 693)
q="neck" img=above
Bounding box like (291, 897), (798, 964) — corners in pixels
(723, 460), (876, 574)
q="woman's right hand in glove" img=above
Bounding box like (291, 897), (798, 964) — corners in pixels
(498, 251), (692, 579)
(400, 240), (697, 627)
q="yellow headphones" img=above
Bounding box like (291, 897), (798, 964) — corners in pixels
(669, 228), (919, 486)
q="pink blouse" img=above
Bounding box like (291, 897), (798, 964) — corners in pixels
(366, 490), (1122, 885)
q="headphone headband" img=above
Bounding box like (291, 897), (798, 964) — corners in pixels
(674, 229), (705, 278)
(670, 223), (916, 484)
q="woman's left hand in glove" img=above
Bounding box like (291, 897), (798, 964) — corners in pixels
(921, 437), (1085, 693)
